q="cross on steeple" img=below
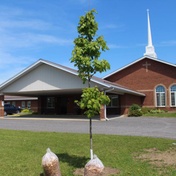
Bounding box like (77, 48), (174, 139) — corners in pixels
(143, 61), (151, 72)
(144, 9), (157, 59)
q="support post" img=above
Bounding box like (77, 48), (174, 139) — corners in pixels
(0, 95), (4, 117)
(100, 105), (105, 120)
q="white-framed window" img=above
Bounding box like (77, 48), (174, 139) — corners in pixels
(21, 101), (25, 109)
(170, 85), (176, 107)
(156, 85), (165, 107)
(108, 95), (119, 107)
(27, 101), (31, 109)
(47, 97), (55, 108)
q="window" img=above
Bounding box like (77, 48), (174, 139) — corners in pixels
(47, 97), (55, 108)
(156, 85), (165, 107)
(108, 95), (119, 107)
(170, 85), (176, 106)
(21, 101), (25, 109)
(27, 101), (31, 109)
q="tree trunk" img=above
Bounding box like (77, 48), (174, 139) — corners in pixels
(90, 118), (93, 159)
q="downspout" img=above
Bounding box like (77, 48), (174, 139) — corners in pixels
(104, 87), (114, 121)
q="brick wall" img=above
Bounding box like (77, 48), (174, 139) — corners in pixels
(0, 95), (4, 116)
(120, 94), (144, 114)
(5, 100), (38, 112)
(105, 57), (176, 111)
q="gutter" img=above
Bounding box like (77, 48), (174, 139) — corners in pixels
(104, 87), (114, 121)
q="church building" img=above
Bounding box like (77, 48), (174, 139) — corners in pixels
(104, 10), (176, 113)
(0, 10), (176, 119)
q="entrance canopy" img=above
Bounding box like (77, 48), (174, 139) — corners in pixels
(0, 59), (145, 97)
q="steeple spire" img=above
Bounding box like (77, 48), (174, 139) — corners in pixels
(144, 9), (157, 58)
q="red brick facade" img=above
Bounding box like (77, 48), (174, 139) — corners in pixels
(105, 57), (176, 112)
(9, 100), (38, 112)
(0, 95), (4, 116)
(119, 94), (144, 114)
(3, 57), (176, 118)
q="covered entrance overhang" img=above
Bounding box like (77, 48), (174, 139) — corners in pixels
(0, 59), (145, 119)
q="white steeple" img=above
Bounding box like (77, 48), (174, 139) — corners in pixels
(144, 9), (157, 58)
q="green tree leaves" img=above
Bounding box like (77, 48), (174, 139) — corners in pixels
(75, 87), (110, 118)
(77, 9), (98, 40)
(70, 9), (110, 84)
(70, 8), (111, 159)
(70, 9), (111, 118)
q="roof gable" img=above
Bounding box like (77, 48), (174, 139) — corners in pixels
(0, 59), (78, 89)
(0, 59), (96, 94)
(0, 59), (145, 96)
(103, 56), (176, 79)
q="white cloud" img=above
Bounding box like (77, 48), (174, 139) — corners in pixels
(29, 34), (73, 46)
(0, 50), (36, 84)
(0, 5), (23, 18)
(159, 40), (176, 47)
(0, 33), (73, 50)
(108, 43), (124, 49)
(0, 50), (34, 66)
(0, 5), (74, 50)
(0, 3), (75, 84)
(101, 24), (124, 30)
(0, 19), (52, 31)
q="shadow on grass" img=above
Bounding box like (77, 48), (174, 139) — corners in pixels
(57, 153), (89, 168)
(40, 153), (88, 175)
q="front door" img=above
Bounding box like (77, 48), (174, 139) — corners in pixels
(57, 97), (67, 114)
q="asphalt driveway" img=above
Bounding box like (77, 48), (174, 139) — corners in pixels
(0, 116), (176, 139)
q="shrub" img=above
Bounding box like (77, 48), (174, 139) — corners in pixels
(21, 108), (33, 114)
(128, 110), (143, 117)
(149, 108), (166, 114)
(128, 104), (142, 117)
(141, 107), (167, 115)
(141, 107), (150, 114)
(129, 104), (141, 111)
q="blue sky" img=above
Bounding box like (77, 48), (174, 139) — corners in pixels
(0, 0), (176, 84)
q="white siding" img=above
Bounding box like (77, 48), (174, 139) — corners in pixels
(2, 64), (97, 93)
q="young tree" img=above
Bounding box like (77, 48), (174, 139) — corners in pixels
(70, 9), (110, 159)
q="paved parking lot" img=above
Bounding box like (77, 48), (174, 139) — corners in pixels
(0, 116), (176, 139)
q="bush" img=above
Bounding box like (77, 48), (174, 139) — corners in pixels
(128, 110), (143, 117)
(21, 108), (33, 114)
(141, 107), (167, 115)
(129, 104), (141, 111)
(141, 107), (150, 114)
(149, 108), (166, 114)
(128, 104), (142, 117)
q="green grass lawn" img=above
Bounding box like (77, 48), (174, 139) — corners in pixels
(0, 129), (176, 176)
(144, 112), (176, 117)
